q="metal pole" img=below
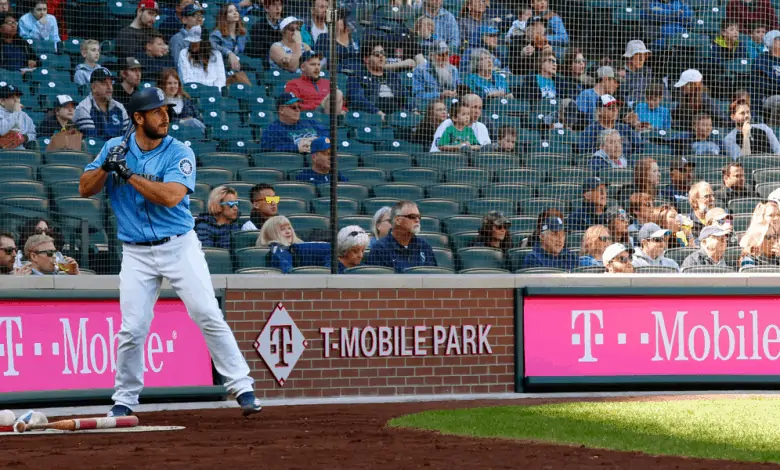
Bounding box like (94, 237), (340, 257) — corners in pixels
(80, 218), (90, 269)
(327, 0), (339, 274)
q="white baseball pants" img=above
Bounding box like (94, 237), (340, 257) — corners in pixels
(113, 230), (253, 408)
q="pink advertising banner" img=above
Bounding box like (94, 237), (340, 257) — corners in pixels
(524, 296), (780, 377)
(0, 299), (214, 393)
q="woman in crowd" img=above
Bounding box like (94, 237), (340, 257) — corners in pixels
(469, 211), (513, 252)
(652, 203), (689, 248)
(589, 129), (627, 172)
(270, 16), (311, 72)
(739, 201), (780, 270)
(578, 224), (612, 267)
(257, 216), (331, 272)
(620, 158), (660, 203)
(178, 26), (227, 90)
(411, 100), (449, 147)
(336, 225), (371, 272)
(158, 68), (205, 134)
(462, 48), (511, 102)
(605, 207), (633, 251)
(15, 217), (64, 267)
(370, 206), (392, 249)
(627, 192), (656, 235)
(210, 3), (248, 75)
(314, 8), (360, 72)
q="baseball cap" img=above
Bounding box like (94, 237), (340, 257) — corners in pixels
(182, 3), (203, 16)
(310, 136), (330, 154)
(597, 66), (616, 79)
(670, 156), (695, 171)
(540, 216), (564, 233)
(604, 206), (629, 223)
(122, 57), (142, 70)
(0, 83), (22, 99)
(623, 39), (650, 58)
(276, 91), (302, 108)
(55, 94), (75, 107)
(484, 210), (511, 227)
(184, 25), (203, 43)
(279, 16), (303, 30)
(764, 30), (780, 50)
(480, 25), (499, 36)
(582, 176), (605, 193)
(698, 225), (729, 241)
(127, 87), (172, 116)
(674, 69), (703, 88)
(598, 94), (622, 108)
(90, 67), (114, 84)
(300, 50), (323, 63)
(137, 0), (159, 10)
(602, 243), (628, 265)
(767, 188), (780, 206)
(429, 40), (449, 55)
(638, 222), (670, 241)
(705, 208), (732, 226)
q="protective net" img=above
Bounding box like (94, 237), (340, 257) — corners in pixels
(0, 0), (778, 275)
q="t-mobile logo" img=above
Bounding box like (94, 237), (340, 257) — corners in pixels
(571, 310), (604, 363)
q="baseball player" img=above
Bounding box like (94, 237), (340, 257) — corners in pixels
(78, 87), (262, 418)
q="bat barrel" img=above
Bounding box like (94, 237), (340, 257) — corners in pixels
(14, 415), (139, 433)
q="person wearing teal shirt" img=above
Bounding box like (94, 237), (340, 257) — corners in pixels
(462, 48), (511, 101)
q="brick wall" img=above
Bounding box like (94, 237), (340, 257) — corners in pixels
(225, 288), (516, 398)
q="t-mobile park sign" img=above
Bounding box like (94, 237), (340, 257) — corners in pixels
(524, 296), (780, 377)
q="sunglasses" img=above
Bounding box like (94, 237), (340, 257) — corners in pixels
(614, 255), (630, 263)
(34, 250), (56, 257)
(0, 247), (16, 254)
(598, 236), (612, 242)
(399, 214), (421, 221)
(264, 196), (280, 204)
(494, 224), (508, 230)
(766, 234), (778, 241)
(372, 51), (386, 58)
(348, 230), (366, 237)
(649, 237), (667, 243)
(220, 201), (239, 208)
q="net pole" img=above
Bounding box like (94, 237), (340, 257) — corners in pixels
(327, 0), (339, 274)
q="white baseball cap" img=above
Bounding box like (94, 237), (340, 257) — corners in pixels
(55, 94), (75, 106)
(602, 243), (628, 265)
(184, 25), (202, 43)
(280, 16), (303, 30)
(674, 69), (703, 88)
(623, 40), (650, 58)
(764, 30), (780, 50)
(767, 188), (780, 206)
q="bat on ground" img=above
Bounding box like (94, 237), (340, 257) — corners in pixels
(14, 416), (139, 434)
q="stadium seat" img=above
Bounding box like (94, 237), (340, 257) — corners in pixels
(0, 181), (45, 199)
(600, 169), (633, 185)
(451, 231), (478, 251)
(203, 248), (233, 274)
(48, 181), (82, 200)
(362, 197), (401, 215)
(188, 141), (220, 155)
(277, 198), (308, 214)
(457, 247), (504, 271)
(316, 183), (370, 200)
(549, 167), (593, 184)
(519, 198), (566, 217)
(337, 153), (360, 170)
(516, 267), (567, 274)
(337, 140), (374, 154)
(274, 182), (317, 202)
(343, 265), (396, 274)
(728, 198), (762, 215)
(666, 247), (697, 266)
(525, 153), (570, 171)
(415, 199), (460, 219)
(403, 266), (455, 274)
(459, 268), (511, 274)
(432, 247), (454, 270)
(197, 168), (234, 186)
(311, 198), (359, 216)
(0, 165), (35, 182)
(0, 150), (42, 167)
(445, 168), (493, 187)
(362, 152), (413, 171)
(189, 198), (206, 215)
(353, 126), (394, 143)
(465, 198), (517, 216)
(55, 196), (104, 230)
(338, 215), (373, 231)
(572, 266), (606, 273)
(540, 183), (581, 203)
(225, 182), (255, 200)
(755, 182), (779, 199)
(416, 232), (449, 249)
(231, 231), (262, 251)
(235, 267), (283, 274)
(481, 184), (534, 201)
(341, 168), (387, 186)
(344, 111), (383, 128)
(741, 265), (780, 273)
(635, 266), (679, 274)
(391, 167), (440, 187)
(290, 266), (331, 274)
(83, 138), (107, 156)
(442, 215), (483, 235)
(732, 214), (751, 233)
(287, 214), (330, 237)
(471, 153), (521, 170)
(497, 168), (542, 184)
(414, 152), (469, 171)
(238, 168), (285, 184)
(38, 165), (83, 185)
(682, 265), (734, 274)
(251, 153), (305, 170)
(199, 153), (250, 173)
(752, 169), (780, 185)
(427, 183), (479, 203)
(506, 247), (533, 272)
(43, 150), (93, 167)
(372, 183), (425, 200)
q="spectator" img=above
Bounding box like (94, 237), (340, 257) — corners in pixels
(301, 0), (327, 48)
(606, 206), (633, 249)
(712, 19), (749, 66)
(17, 217), (62, 263)
(1, 12), (36, 72)
(158, 0), (198, 41)
(0, 232), (27, 275)
(74, 39), (102, 87)
(620, 40), (656, 107)
(24, 234), (79, 275)
(210, 4), (247, 74)
(653, 203), (689, 248)
(682, 113), (722, 155)
(169, 3), (204, 65)
(521, 215), (577, 270)
(628, 192), (656, 236)
(158, 68), (205, 133)
(260, 92), (328, 152)
(705, 206), (739, 247)
(752, 30), (780, 106)
(672, 69), (727, 130)
(631, 222), (680, 271)
(518, 47), (559, 104)
(313, 7), (360, 73)
(370, 206), (392, 249)
(602, 243), (634, 273)
(662, 156), (695, 203)
(619, 158), (660, 205)
(458, 0), (490, 47)
(459, 25), (506, 74)
(687, 181), (716, 239)
(0, 83), (35, 150)
(411, 99), (448, 146)
(746, 21), (767, 60)
(412, 16), (438, 58)
(416, 0), (460, 51)
(431, 93), (491, 151)
(113, 57), (143, 109)
(247, 0), (283, 66)
(528, 0), (568, 46)
(336, 225), (371, 273)
(18, 0), (60, 48)
(346, 39), (406, 119)
(589, 129), (627, 172)
(644, 0), (693, 46)
(257, 216), (332, 273)
(481, 125), (517, 152)
(557, 47), (593, 103)
(285, 50), (346, 115)
(0, 0), (9, 13)
(178, 26), (227, 91)
(578, 94), (640, 157)
(364, 200), (438, 272)
(140, 31), (176, 78)
(116, 0), (160, 59)
(269, 16), (310, 72)
(634, 82), (671, 131)
(567, 176), (607, 232)
(576, 66), (620, 122)
(74, 68), (130, 140)
(505, 15), (551, 77)
(436, 102), (481, 151)
(412, 41), (459, 111)
(242, 183), (279, 231)
(39, 94), (76, 136)
(469, 211), (513, 252)
(739, 201), (780, 269)
(520, 207), (564, 248)
(194, 186), (243, 250)
(727, 0), (778, 33)
(715, 162), (756, 203)
(295, 137), (347, 184)
(724, 98), (780, 159)
(578, 224), (611, 267)
(681, 225), (729, 269)
(462, 47), (511, 102)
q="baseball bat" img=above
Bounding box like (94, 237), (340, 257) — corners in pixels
(13, 416), (139, 434)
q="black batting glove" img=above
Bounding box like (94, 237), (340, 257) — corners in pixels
(114, 159), (134, 181)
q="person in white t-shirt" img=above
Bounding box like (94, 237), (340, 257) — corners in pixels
(430, 93), (491, 152)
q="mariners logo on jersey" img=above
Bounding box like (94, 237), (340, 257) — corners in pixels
(179, 158), (193, 176)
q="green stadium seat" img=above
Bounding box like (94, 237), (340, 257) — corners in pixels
(55, 196), (104, 231)
(343, 265), (396, 274)
(362, 197), (400, 215)
(682, 265), (734, 274)
(0, 150), (42, 167)
(756, 182), (780, 199)
(188, 198), (204, 215)
(388, 111), (423, 130)
(567, 231), (585, 250)
(414, 152), (469, 171)
(526, 153), (570, 171)
(599, 169), (633, 185)
(290, 266), (331, 274)
(43, 150), (93, 167)
(415, 199), (460, 219)
(421, 216), (441, 232)
(287, 214), (330, 237)
(0, 196), (49, 220)
(432, 247), (454, 270)
(353, 126), (394, 143)
(193, 183), (211, 201)
(459, 268), (511, 274)
(199, 153), (250, 173)
(442, 215), (483, 235)
(497, 168), (542, 184)
(361, 152), (413, 170)
(451, 231), (478, 251)
(732, 213), (751, 232)
(728, 198), (762, 215)
(480, 183), (535, 201)
(251, 153), (305, 170)
(445, 168), (493, 187)
(83, 138), (107, 156)
(203, 248), (233, 274)
(0, 165), (35, 182)
(665, 247), (697, 266)
(540, 183), (581, 203)
(465, 198), (517, 216)
(520, 198), (566, 217)
(372, 183), (425, 200)
(471, 153), (521, 170)
(338, 215), (373, 231)
(427, 183), (478, 203)
(508, 216), (537, 233)
(337, 140), (374, 154)
(235, 267), (283, 274)
(311, 197), (359, 216)
(238, 168), (285, 184)
(344, 111), (383, 128)
(185, 83), (221, 100)
(403, 266), (455, 274)
(316, 183), (370, 200)
(274, 182), (317, 202)
(516, 267), (567, 274)
(391, 167), (440, 187)
(0, 181), (45, 199)
(337, 153), (360, 170)
(225, 182), (254, 200)
(752, 169), (780, 185)
(38, 164), (83, 185)
(197, 168), (234, 186)
(548, 166), (592, 184)
(341, 168), (388, 185)
(416, 232), (449, 249)
(188, 141), (220, 155)
(457, 247), (503, 271)
(231, 231), (262, 251)
(49, 181), (82, 200)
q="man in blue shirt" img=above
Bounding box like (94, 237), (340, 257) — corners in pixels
(79, 87), (262, 419)
(295, 136), (347, 185)
(74, 68), (131, 141)
(568, 177), (608, 232)
(365, 200), (438, 273)
(260, 91), (329, 153)
(521, 216), (578, 271)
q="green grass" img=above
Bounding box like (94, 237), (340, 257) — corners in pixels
(388, 397), (780, 463)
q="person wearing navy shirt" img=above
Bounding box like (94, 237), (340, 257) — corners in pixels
(79, 87), (261, 419)
(521, 216), (578, 271)
(260, 91), (329, 153)
(364, 200), (437, 273)
(295, 136), (347, 185)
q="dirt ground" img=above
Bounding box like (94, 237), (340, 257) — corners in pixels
(1, 395), (778, 470)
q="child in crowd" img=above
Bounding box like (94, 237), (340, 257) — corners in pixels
(634, 82), (671, 131)
(74, 40), (102, 87)
(746, 21), (767, 60)
(482, 125), (517, 153)
(436, 102), (481, 152)
(687, 113), (722, 155)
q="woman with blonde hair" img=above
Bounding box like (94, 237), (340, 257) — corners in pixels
(739, 201), (780, 269)
(194, 186), (243, 249)
(257, 216), (331, 272)
(257, 215), (303, 247)
(579, 225), (611, 267)
(370, 207), (392, 249)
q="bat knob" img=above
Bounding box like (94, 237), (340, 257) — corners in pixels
(13, 421), (26, 434)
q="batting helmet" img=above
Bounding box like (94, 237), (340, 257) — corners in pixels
(127, 87), (172, 118)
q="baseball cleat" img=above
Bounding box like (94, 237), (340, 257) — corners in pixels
(237, 392), (262, 417)
(107, 405), (133, 417)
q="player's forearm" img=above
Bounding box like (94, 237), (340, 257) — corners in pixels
(79, 169), (108, 198)
(128, 178), (185, 208)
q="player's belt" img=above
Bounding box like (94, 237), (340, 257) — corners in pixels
(125, 233), (187, 247)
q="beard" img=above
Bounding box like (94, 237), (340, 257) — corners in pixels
(434, 64), (455, 89)
(411, 225), (421, 235)
(142, 118), (169, 139)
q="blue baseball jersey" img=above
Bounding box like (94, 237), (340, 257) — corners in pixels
(85, 133), (196, 243)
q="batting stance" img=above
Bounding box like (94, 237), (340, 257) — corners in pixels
(78, 88), (262, 418)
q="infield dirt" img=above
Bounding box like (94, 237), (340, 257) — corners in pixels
(1, 395), (778, 469)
